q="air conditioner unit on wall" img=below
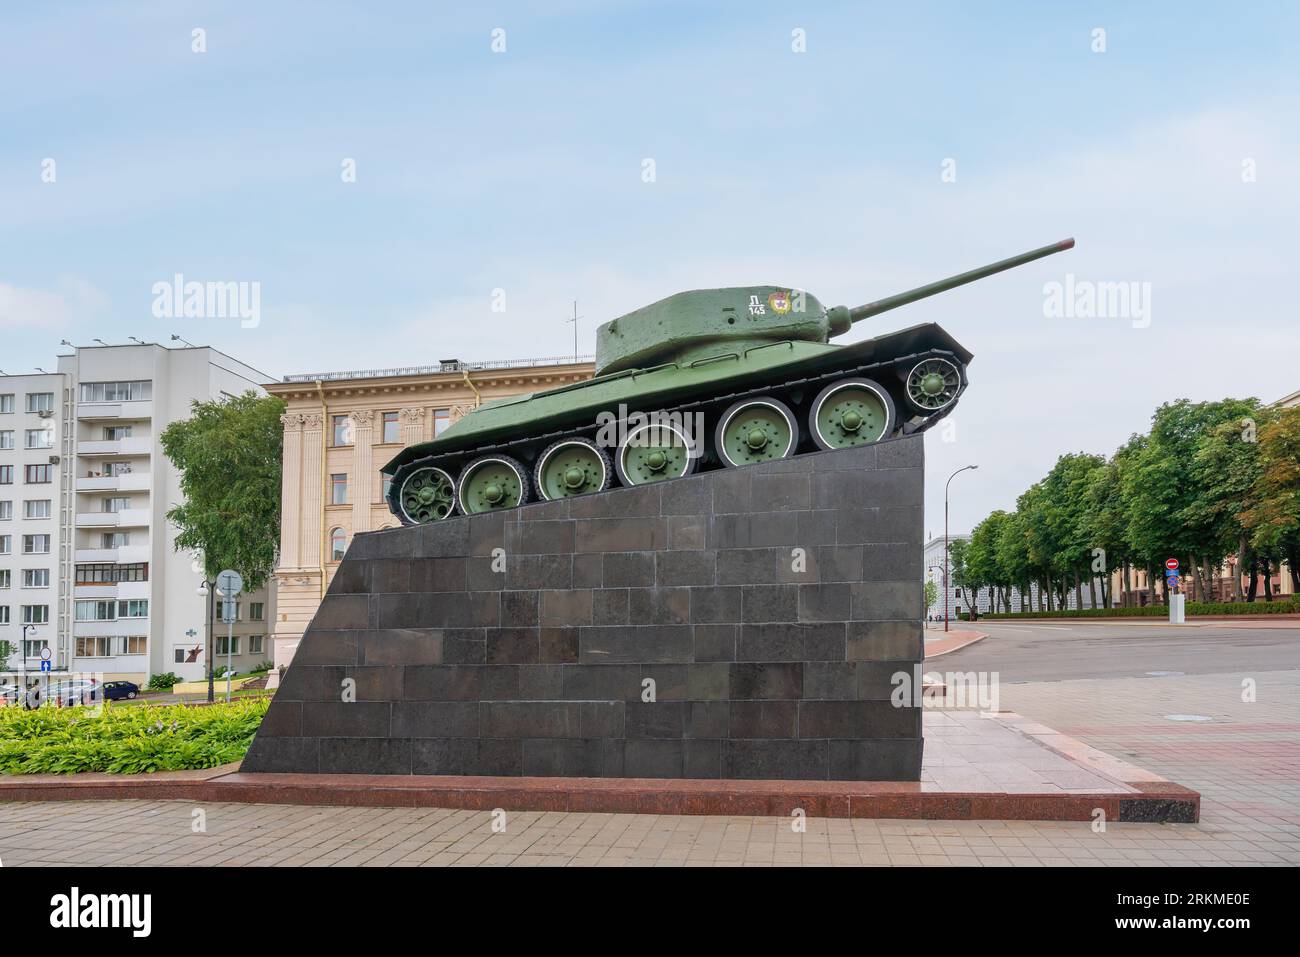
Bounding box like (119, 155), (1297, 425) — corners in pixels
(38, 410), (54, 418)
(48, 455), (60, 465)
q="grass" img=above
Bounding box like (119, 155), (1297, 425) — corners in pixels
(0, 698), (270, 774)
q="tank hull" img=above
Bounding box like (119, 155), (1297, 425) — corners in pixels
(382, 322), (972, 522)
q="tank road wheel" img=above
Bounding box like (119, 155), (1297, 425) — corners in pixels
(808, 377), (897, 451)
(457, 455), (531, 515)
(397, 466), (457, 524)
(905, 357), (962, 413)
(714, 396), (798, 468)
(535, 437), (612, 501)
(615, 421), (697, 487)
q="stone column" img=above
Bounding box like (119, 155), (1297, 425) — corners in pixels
(399, 407), (426, 446)
(279, 413), (303, 569)
(350, 409), (375, 534)
(301, 412), (324, 570)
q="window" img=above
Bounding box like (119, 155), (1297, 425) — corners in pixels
(24, 638), (46, 659)
(434, 409), (451, 436)
(0, 466), (11, 485)
(23, 534), (50, 554)
(22, 605), (49, 624)
(0, 431), (12, 449)
(249, 601), (264, 621)
(330, 473), (348, 505)
(74, 635), (142, 657)
(382, 411), (400, 444)
(0, 501), (9, 520)
(105, 462), (132, 477)
(174, 648), (188, 664)
(102, 497), (131, 513)
(0, 394), (12, 413)
(24, 465), (53, 484)
(215, 635), (240, 656)
(102, 532), (130, 548)
(0, 606), (8, 624)
(330, 527), (347, 561)
(74, 599), (149, 620)
(75, 563), (148, 584)
(76, 636), (110, 657)
(0, 570), (8, 588)
(23, 500), (50, 519)
(332, 415), (351, 446)
(25, 428), (54, 449)
(22, 569), (49, 588)
(26, 393), (54, 413)
(102, 426), (133, 440)
(78, 381), (151, 403)
(0, 535), (9, 554)
(248, 635), (264, 655)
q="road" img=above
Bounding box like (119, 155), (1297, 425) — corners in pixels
(931, 619), (1300, 683)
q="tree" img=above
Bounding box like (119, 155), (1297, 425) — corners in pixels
(1240, 405), (1300, 593)
(924, 578), (938, 618)
(948, 537), (970, 618)
(994, 509), (1035, 611)
(160, 391), (286, 588)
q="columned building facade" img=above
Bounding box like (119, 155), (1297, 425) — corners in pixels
(264, 357), (595, 678)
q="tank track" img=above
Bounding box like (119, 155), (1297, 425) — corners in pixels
(386, 346), (966, 523)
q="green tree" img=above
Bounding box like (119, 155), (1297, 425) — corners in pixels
(924, 578), (938, 617)
(1240, 405), (1300, 593)
(160, 391), (286, 588)
(994, 509), (1035, 611)
(948, 537), (971, 618)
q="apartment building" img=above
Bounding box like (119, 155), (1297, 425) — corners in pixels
(0, 373), (66, 672)
(263, 356), (595, 678)
(45, 342), (277, 684)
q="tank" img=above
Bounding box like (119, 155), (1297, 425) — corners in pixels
(382, 238), (1075, 524)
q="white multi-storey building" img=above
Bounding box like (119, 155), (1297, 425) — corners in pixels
(0, 373), (66, 673)
(8, 342), (279, 685)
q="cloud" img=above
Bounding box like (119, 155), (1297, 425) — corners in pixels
(0, 277), (108, 329)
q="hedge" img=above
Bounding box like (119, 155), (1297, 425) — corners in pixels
(979, 599), (1299, 620)
(0, 698), (269, 774)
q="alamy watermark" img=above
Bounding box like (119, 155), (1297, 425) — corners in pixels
(1043, 273), (1151, 329)
(151, 274), (261, 328)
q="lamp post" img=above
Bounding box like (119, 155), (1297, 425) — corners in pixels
(20, 624), (36, 708)
(926, 564), (945, 628)
(197, 580), (216, 703)
(944, 465), (978, 632)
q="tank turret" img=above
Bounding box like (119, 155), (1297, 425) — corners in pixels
(383, 238), (1074, 524)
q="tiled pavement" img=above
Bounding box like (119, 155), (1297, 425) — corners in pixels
(1, 669), (1296, 866)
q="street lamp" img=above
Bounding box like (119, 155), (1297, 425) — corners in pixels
(197, 580), (216, 703)
(925, 564), (945, 629)
(944, 465), (979, 632)
(20, 624), (36, 707)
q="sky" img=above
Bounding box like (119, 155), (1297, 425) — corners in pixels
(1, 1), (1297, 535)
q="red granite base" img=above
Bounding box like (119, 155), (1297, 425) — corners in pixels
(0, 712), (1200, 823)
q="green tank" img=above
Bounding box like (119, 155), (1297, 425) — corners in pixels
(383, 238), (1075, 524)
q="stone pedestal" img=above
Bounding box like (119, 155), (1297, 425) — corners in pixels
(242, 435), (925, 780)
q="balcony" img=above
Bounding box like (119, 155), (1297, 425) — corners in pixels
(76, 399), (153, 422)
(75, 508), (151, 529)
(76, 437), (151, 457)
(73, 581), (150, 600)
(72, 618), (149, 638)
(75, 472), (151, 493)
(74, 545), (150, 563)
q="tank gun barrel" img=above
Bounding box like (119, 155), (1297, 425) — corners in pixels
(844, 237), (1074, 325)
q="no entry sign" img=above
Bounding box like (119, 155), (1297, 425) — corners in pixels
(1165, 558), (1179, 570)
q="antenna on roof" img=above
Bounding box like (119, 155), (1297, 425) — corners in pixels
(171, 334), (196, 348)
(566, 300), (581, 360)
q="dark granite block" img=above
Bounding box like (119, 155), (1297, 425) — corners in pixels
(730, 662), (802, 699)
(572, 553), (603, 588)
(625, 701), (686, 739)
(682, 739), (723, 778)
(693, 624), (737, 662)
(740, 584), (798, 623)
(410, 557), (467, 593)
(799, 700), (920, 739)
(603, 551), (657, 588)
(579, 624), (693, 663)
(576, 517), (665, 552)
(371, 558), (411, 593)
(850, 581), (923, 620)
(802, 662), (858, 700)
(592, 589), (629, 625)
(391, 701), (480, 738)
(710, 469), (751, 514)
(686, 701), (730, 739)
(627, 587), (689, 625)
(656, 549), (716, 587)
(667, 515), (707, 550)
(318, 737), (412, 774)
(829, 739), (923, 780)
(242, 736), (319, 773)
(500, 591), (539, 627)
(798, 583), (852, 622)
(486, 627), (539, 664)
(716, 548), (779, 585)
(730, 700), (798, 738)
(862, 543), (922, 582)
(723, 739), (828, 780)
(358, 629), (442, 666)
(293, 630), (362, 666)
(624, 739), (684, 778)
(302, 701), (391, 738)
(440, 629), (486, 665)
(846, 620), (924, 660)
(540, 627), (579, 663)
(520, 520), (575, 555)
(314, 594), (370, 630)
(507, 554), (572, 590)
(689, 586), (743, 623)
(540, 589), (593, 627)
(751, 473), (811, 511)
(328, 560), (371, 595)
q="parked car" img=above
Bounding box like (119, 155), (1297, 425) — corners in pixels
(0, 683), (23, 706)
(102, 680), (140, 701)
(41, 681), (101, 707)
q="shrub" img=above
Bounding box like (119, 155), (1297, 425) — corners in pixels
(147, 672), (182, 691)
(0, 698), (270, 774)
(983, 599), (1299, 619)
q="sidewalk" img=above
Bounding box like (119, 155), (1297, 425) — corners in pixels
(923, 628), (989, 658)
